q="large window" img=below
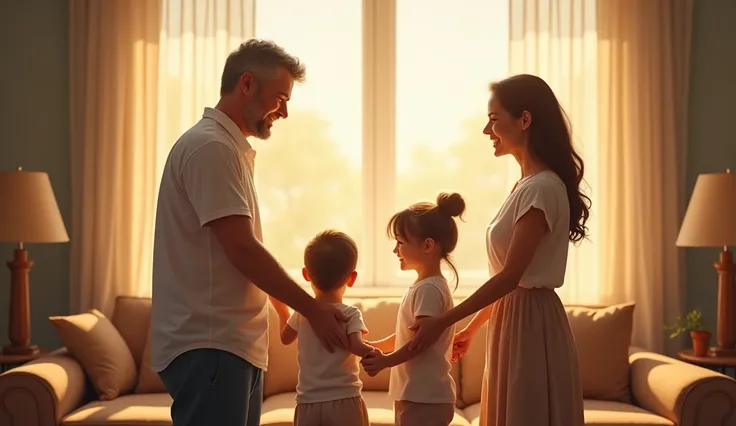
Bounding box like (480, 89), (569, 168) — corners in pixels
(393, 0), (511, 285)
(253, 0), (513, 288)
(254, 0), (365, 275)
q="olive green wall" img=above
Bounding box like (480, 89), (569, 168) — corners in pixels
(684, 0), (736, 333)
(0, 0), (71, 349)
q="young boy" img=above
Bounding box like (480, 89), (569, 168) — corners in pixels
(272, 230), (375, 426)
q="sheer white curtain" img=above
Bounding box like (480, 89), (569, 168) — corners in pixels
(596, 0), (693, 353)
(508, 0), (601, 304)
(69, 0), (161, 315)
(508, 0), (693, 351)
(155, 0), (256, 203)
(69, 0), (257, 313)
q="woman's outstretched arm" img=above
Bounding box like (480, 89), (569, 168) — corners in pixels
(461, 306), (492, 334)
(408, 208), (549, 352)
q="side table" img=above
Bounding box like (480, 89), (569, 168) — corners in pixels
(677, 349), (736, 378)
(0, 349), (48, 373)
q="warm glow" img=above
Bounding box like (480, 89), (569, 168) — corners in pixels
(253, 0), (517, 288)
(154, 0), (601, 303)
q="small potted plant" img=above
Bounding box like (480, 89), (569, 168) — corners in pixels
(665, 308), (711, 356)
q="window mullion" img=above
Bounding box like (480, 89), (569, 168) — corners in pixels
(362, 0), (396, 287)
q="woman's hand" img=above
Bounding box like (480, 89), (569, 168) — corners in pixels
(450, 328), (475, 362)
(407, 315), (449, 352)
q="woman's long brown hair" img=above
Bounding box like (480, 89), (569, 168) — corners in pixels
(490, 74), (591, 243)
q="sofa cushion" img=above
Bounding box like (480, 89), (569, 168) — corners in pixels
(135, 331), (167, 394)
(62, 393), (172, 425)
(351, 298), (400, 391)
(50, 309), (137, 401)
(567, 302), (635, 403)
(457, 302), (635, 406)
(265, 296), (462, 399)
(261, 391), (471, 426)
(111, 296), (153, 367)
(581, 400), (674, 425)
(456, 314), (488, 408)
(265, 297), (398, 398)
(462, 399), (673, 426)
(265, 303), (301, 398)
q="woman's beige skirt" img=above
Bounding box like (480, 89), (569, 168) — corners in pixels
(480, 287), (585, 426)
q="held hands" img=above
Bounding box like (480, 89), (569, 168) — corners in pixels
(360, 347), (386, 377)
(450, 328), (474, 363)
(304, 301), (350, 352)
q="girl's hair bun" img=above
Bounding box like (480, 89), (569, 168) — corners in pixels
(436, 192), (466, 218)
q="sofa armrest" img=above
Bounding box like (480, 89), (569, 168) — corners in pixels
(0, 349), (88, 426)
(629, 346), (736, 425)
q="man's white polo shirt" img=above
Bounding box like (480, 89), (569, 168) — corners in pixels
(150, 107), (268, 373)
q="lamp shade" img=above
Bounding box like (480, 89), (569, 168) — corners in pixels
(676, 170), (736, 247)
(0, 168), (69, 243)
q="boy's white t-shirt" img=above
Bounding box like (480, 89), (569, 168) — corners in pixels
(287, 303), (368, 404)
(388, 276), (456, 404)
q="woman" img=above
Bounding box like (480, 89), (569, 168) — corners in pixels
(407, 74), (590, 426)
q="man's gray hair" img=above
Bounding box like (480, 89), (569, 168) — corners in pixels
(220, 39), (306, 95)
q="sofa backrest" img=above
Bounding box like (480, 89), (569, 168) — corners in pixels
(110, 294), (635, 408)
(111, 296), (152, 370)
(264, 296), (463, 399)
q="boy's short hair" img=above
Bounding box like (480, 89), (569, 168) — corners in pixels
(304, 230), (358, 292)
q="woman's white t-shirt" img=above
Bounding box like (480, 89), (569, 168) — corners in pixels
(486, 170), (570, 289)
(388, 276), (456, 403)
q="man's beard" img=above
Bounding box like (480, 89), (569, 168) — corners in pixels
(244, 105), (272, 140)
(251, 118), (271, 140)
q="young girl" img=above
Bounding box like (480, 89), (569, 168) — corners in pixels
(361, 192), (464, 426)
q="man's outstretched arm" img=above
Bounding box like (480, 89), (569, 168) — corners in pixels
(208, 215), (349, 351)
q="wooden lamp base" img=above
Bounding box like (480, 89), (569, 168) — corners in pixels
(709, 247), (736, 357)
(3, 245), (39, 356)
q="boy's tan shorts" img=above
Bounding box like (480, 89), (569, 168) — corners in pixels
(394, 400), (455, 426)
(294, 396), (369, 426)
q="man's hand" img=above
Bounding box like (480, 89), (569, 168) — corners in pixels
(361, 349), (388, 377)
(304, 302), (350, 352)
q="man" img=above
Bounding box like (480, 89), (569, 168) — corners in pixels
(150, 39), (349, 426)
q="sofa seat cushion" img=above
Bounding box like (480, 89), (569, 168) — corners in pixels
(62, 393), (172, 425)
(261, 391), (471, 426)
(462, 399), (673, 426)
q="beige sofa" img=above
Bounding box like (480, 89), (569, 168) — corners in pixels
(1, 295), (735, 426)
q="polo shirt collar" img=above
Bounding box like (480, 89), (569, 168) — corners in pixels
(202, 107), (254, 152)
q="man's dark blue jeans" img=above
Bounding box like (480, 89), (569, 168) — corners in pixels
(158, 348), (263, 426)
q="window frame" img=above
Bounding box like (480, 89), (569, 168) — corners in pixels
(362, 0), (398, 287)
(275, 0), (495, 290)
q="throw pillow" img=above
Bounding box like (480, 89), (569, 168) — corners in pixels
(49, 309), (137, 400)
(566, 302), (635, 403)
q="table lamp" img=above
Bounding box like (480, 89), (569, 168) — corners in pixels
(676, 168), (736, 356)
(0, 167), (69, 355)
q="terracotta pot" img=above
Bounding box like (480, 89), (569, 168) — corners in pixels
(691, 330), (711, 357)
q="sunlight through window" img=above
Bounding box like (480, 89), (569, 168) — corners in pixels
(254, 0), (364, 279)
